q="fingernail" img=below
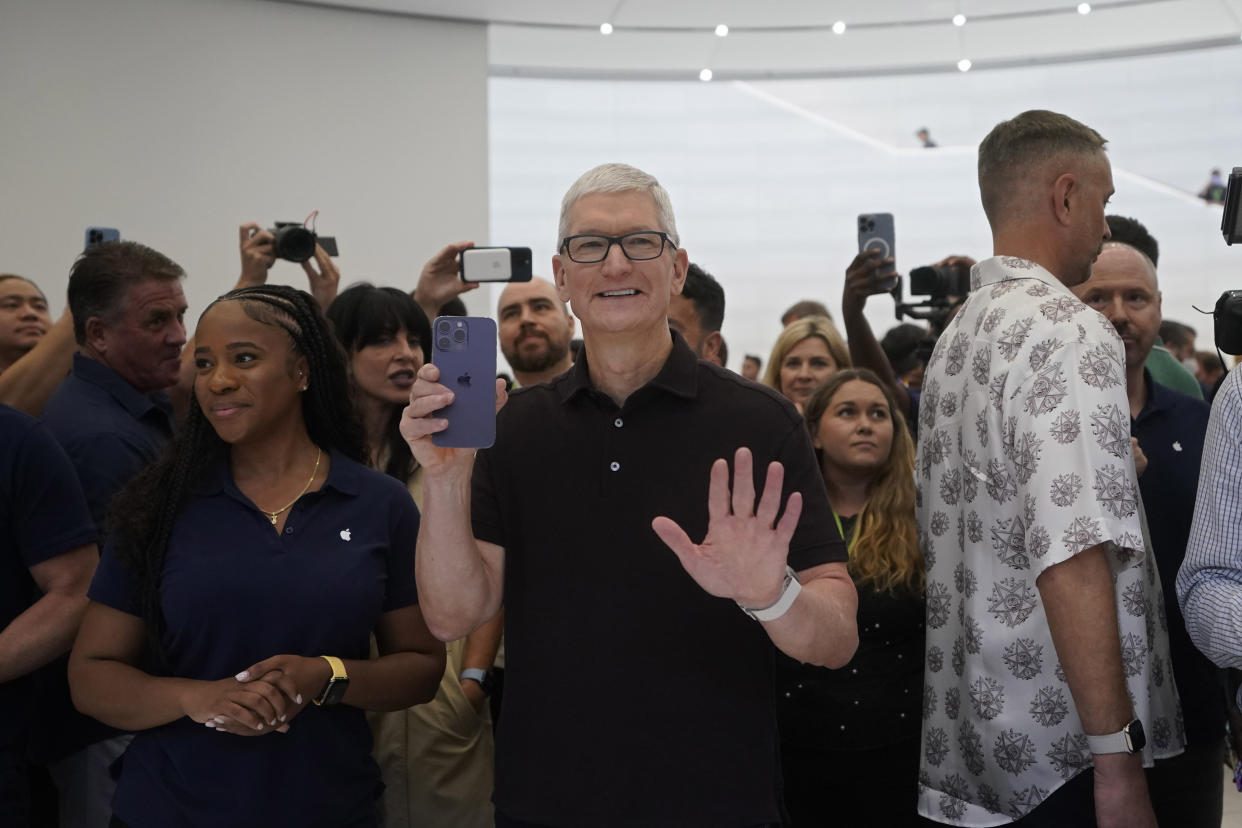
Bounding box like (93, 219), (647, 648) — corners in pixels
(213, 716), (227, 724)
(205, 722), (216, 728)
(235, 670), (249, 681)
(255, 723), (264, 731)
(280, 715), (287, 722)
(270, 719), (277, 726)
(295, 694), (303, 705)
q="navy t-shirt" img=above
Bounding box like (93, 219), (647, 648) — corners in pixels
(0, 405), (96, 747)
(88, 451), (419, 828)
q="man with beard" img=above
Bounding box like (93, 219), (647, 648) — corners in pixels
(497, 277), (575, 387)
(1072, 221), (1220, 828)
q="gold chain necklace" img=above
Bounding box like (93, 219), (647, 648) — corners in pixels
(260, 447), (322, 528)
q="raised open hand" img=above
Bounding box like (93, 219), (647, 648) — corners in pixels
(651, 447), (802, 609)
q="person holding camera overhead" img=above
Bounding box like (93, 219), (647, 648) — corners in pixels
(68, 284), (445, 828)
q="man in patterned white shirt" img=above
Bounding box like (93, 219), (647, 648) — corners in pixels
(917, 109), (1183, 827)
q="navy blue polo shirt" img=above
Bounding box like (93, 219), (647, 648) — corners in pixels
(88, 451), (419, 828)
(472, 331), (847, 828)
(1132, 370), (1222, 746)
(0, 405), (96, 748)
(42, 353), (175, 531)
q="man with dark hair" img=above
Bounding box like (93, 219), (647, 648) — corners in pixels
(1072, 232), (1222, 828)
(668, 262), (725, 365)
(919, 110), (1180, 826)
(740, 354), (761, 381)
(1103, 214), (1159, 265)
(0, 276), (51, 376)
(780, 299), (831, 327)
(1159, 320), (1196, 361)
(39, 240), (187, 827)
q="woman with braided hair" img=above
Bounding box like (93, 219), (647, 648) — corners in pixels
(68, 285), (445, 828)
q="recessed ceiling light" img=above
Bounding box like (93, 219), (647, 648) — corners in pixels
(715, 24), (729, 37)
(600, 22), (613, 35)
(699, 68), (713, 81)
(957, 58), (973, 72)
(1077, 3), (1091, 14)
(832, 20), (847, 35)
(953, 14), (967, 26)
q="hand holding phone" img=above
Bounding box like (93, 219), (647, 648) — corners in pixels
(430, 316), (497, 448)
(857, 213), (897, 290)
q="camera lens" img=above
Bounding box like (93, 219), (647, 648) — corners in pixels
(437, 337), (451, 351)
(452, 329), (467, 343)
(437, 321), (451, 334)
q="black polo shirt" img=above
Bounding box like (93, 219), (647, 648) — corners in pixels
(1132, 370), (1224, 747)
(0, 405), (96, 748)
(472, 331), (846, 828)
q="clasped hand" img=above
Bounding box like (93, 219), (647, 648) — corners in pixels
(183, 654), (329, 736)
(651, 447), (802, 610)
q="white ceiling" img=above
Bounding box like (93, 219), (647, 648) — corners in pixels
(286, 0), (1242, 78)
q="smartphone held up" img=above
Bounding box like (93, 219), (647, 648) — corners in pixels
(431, 316), (497, 449)
(857, 213), (898, 291)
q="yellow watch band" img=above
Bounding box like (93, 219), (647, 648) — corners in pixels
(320, 655), (347, 680)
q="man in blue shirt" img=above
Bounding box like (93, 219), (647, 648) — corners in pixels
(39, 240), (187, 828)
(0, 405), (97, 827)
(1072, 220), (1221, 828)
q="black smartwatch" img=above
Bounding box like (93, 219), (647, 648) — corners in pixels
(313, 655), (349, 707)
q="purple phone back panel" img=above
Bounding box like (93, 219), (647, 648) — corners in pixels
(432, 316), (497, 449)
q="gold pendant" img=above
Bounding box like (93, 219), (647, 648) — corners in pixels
(268, 514), (278, 526)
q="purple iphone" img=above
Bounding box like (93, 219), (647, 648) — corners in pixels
(431, 316), (497, 449)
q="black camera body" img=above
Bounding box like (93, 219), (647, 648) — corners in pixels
(269, 222), (339, 263)
(909, 264), (972, 298)
(894, 261), (972, 333)
(1223, 167), (1242, 245)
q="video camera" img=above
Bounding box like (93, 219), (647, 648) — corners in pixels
(893, 261), (972, 333)
(268, 222), (339, 263)
(1209, 169), (1242, 355)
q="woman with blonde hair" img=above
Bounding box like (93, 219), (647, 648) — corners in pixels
(762, 315), (850, 411)
(775, 368), (932, 827)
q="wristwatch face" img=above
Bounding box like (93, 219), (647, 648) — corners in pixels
(1126, 718), (1146, 752)
(320, 677), (349, 707)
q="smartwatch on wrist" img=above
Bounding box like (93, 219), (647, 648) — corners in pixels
(737, 566), (802, 622)
(313, 655), (349, 707)
(1086, 718), (1146, 755)
(460, 667), (493, 696)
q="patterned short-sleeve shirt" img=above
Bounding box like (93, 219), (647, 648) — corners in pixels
(916, 256), (1183, 825)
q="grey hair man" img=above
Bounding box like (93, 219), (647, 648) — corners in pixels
(403, 162), (858, 826)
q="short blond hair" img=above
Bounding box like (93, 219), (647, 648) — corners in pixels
(977, 109), (1107, 226)
(762, 315), (851, 390)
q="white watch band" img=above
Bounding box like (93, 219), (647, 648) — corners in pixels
(1086, 720), (1142, 755)
(738, 566), (801, 622)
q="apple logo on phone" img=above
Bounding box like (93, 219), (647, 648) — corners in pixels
(457, 373), (472, 387)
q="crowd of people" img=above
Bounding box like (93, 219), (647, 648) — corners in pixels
(2, 107), (1242, 828)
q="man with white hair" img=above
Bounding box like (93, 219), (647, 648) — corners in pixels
(402, 163), (858, 827)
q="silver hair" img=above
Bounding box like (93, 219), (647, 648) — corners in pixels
(556, 163), (680, 250)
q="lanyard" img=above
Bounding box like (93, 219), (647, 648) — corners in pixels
(833, 511), (857, 556)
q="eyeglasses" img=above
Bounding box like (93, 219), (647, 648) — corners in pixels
(559, 231), (673, 264)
